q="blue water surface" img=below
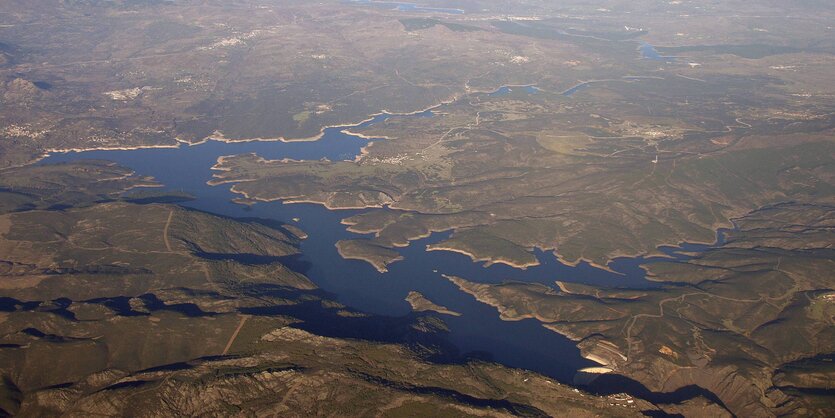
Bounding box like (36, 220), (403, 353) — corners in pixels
(41, 110), (722, 383)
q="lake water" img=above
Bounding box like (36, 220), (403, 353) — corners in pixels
(41, 111), (723, 388)
(347, 0), (465, 14)
(639, 41), (675, 62)
(562, 82), (594, 96)
(488, 85), (540, 97)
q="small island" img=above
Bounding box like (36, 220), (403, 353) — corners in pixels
(405, 291), (461, 316)
(335, 239), (404, 273)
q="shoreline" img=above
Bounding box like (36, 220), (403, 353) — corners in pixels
(28, 80), (545, 169)
(335, 241), (403, 273)
(427, 245), (540, 269)
(31, 80), (746, 277)
(217, 166), (737, 273)
(22, 91), (458, 169)
(405, 291), (461, 316)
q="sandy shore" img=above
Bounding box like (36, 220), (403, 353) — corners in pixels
(426, 245), (540, 269)
(577, 366), (613, 374)
(555, 281), (573, 294)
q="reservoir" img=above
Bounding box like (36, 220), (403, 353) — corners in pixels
(639, 41), (674, 62)
(348, 0), (465, 14)
(488, 85), (541, 97)
(562, 81), (592, 96)
(41, 110), (721, 387)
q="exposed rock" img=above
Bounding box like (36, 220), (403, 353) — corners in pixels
(3, 78), (43, 103)
(659, 396), (733, 418)
(405, 291), (461, 316)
